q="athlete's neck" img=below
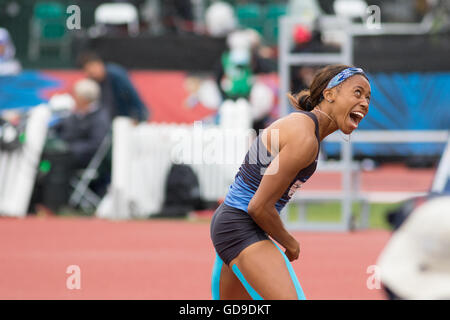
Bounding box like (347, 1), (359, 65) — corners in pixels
(310, 107), (338, 141)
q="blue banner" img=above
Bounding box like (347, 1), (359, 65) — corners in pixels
(325, 72), (450, 157)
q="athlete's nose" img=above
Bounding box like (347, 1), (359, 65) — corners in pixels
(360, 98), (369, 112)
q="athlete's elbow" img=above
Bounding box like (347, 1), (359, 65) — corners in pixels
(247, 200), (267, 219)
(247, 200), (258, 218)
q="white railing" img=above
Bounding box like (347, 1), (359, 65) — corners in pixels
(98, 118), (254, 219)
(0, 106), (51, 217)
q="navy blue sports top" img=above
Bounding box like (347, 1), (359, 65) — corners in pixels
(223, 110), (321, 214)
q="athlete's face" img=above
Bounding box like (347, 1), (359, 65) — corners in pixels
(326, 75), (371, 134)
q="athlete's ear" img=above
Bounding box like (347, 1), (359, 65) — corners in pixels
(322, 88), (336, 103)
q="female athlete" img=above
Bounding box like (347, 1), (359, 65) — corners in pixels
(210, 64), (371, 299)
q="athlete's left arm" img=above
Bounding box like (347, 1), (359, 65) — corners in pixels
(247, 124), (318, 261)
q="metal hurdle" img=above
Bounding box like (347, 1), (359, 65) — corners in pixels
(278, 15), (443, 231)
(432, 135), (450, 193)
(283, 130), (449, 232)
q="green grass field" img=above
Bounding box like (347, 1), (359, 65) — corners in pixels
(56, 201), (400, 230)
(286, 202), (400, 230)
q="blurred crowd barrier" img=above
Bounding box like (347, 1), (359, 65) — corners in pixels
(97, 106), (254, 219)
(0, 106), (50, 217)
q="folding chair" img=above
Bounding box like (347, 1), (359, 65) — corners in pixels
(333, 0), (368, 21)
(264, 3), (288, 46)
(235, 3), (264, 35)
(28, 2), (71, 61)
(94, 3), (140, 36)
(69, 133), (112, 213)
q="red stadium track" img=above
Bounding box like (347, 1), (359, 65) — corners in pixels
(0, 216), (390, 300)
(304, 164), (435, 193)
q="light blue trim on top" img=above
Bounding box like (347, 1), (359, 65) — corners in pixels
(223, 176), (253, 213)
(231, 264), (264, 300)
(211, 252), (223, 300)
(223, 175), (285, 214)
(272, 241), (307, 300)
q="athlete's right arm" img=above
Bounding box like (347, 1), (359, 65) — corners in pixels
(247, 123), (318, 261)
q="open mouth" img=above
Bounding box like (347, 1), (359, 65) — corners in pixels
(349, 111), (365, 129)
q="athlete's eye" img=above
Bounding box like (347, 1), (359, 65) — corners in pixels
(355, 89), (361, 98)
(366, 96), (371, 104)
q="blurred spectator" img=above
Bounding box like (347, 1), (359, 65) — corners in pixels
(288, 0), (322, 28)
(215, 30), (254, 101)
(141, 0), (164, 35)
(0, 27), (21, 76)
(78, 52), (149, 123)
(30, 79), (110, 214)
(214, 29), (275, 132)
(290, 25), (315, 94)
(290, 22), (339, 99)
(215, 29), (274, 100)
(290, 23), (337, 105)
(333, 0), (368, 23)
(205, 1), (237, 37)
(377, 196), (450, 299)
(161, 0), (194, 34)
(316, 0), (336, 14)
(371, 0), (447, 24)
(292, 23), (340, 53)
(382, 0), (417, 22)
(427, 0), (450, 32)
(291, 65), (317, 97)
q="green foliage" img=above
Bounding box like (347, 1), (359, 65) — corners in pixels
(287, 202), (401, 230)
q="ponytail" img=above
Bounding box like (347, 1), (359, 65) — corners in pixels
(287, 90), (314, 111)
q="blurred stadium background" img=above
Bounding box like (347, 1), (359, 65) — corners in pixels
(0, 0), (449, 300)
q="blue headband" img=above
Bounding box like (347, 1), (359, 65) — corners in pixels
(326, 67), (367, 89)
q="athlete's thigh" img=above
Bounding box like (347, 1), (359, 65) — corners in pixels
(230, 240), (298, 300)
(219, 262), (252, 300)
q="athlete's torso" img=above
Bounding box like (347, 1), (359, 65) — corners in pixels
(223, 110), (321, 213)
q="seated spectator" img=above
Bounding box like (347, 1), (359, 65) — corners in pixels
(30, 79), (110, 214)
(291, 24), (340, 54)
(0, 28), (21, 76)
(78, 52), (150, 123)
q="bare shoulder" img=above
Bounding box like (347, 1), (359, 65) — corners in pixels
(287, 112), (318, 132)
(265, 112), (318, 161)
(283, 113), (318, 146)
(266, 112), (316, 135)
